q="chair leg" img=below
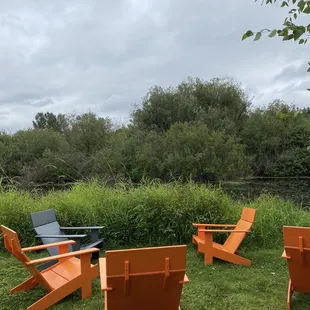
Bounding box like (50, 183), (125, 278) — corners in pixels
(104, 291), (108, 310)
(287, 279), (293, 310)
(204, 253), (213, 265)
(200, 233), (213, 264)
(80, 255), (98, 299)
(10, 277), (38, 294)
(214, 249), (252, 266)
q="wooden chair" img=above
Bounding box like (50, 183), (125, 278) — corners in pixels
(192, 207), (256, 265)
(99, 245), (189, 310)
(31, 209), (104, 270)
(282, 226), (310, 310)
(1, 225), (99, 310)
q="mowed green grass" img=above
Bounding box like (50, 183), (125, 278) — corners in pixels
(0, 246), (310, 310)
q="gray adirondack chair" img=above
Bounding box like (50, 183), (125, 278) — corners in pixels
(31, 209), (104, 270)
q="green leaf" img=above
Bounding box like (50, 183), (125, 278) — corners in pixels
(241, 33), (248, 40)
(307, 88), (310, 92)
(299, 38), (305, 44)
(242, 30), (254, 40)
(254, 32), (262, 41)
(303, 6), (310, 13)
(279, 113), (287, 119)
(269, 29), (277, 37)
(294, 13), (298, 19)
(298, 0), (306, 11)
(281, 1), (288, 7)
(279, 28), (289, 36)
(283, 34), (294, 40)
(307, 67), (310, 72)
(293, 27), (306, 40)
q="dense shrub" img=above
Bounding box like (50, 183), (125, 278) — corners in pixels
(160, 122), (251, 180)
(241, 101), (310, 176)
(0, 182), (231, 249)
(131, 77), (250, 135)
(119, 123), (251, 182)
(0, 182), (309, 251)
(3, 78), (310, 183)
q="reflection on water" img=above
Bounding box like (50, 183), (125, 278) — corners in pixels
(4, 178), (310, 209)
(218, 178), (310, 209)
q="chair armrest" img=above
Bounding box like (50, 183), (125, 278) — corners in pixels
(22, 240), (76, 252)
(61, 227), (103, 243)
(26, 248), (100, 265)
(193, 224), (236, 227)
(100, 258), (113, 291)
(60, 226), (103, 230)
(35, 234), (87, 238)
(198, 229), (250, 233)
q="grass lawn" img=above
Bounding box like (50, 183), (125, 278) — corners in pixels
(0, 245), (310, 310)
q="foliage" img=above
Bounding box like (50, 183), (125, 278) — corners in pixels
(120, 122), (250, 182)
(0, 182), (231, 249)
(0, 77), (309, 182)
(241, 100), (310, 175)
(33, 112), (70, 133)
(66, 113), (113, 155)
(0, 182), (309, 250)
(131, 77), (251, 135)
(90, 127), (130, 179)
(159, 122), (251, 180)
(243, 193), (310, 247)
(242, 0), (310, 86)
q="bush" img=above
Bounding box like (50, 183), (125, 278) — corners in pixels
(160, 122), (251, 180)
(241, 101), (310, 176)
(0, 182), (231, 249)
(0, 182), (308, 251)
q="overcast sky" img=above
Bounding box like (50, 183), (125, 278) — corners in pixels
(0, 0), (309, 132)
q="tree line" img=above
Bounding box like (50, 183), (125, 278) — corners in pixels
(1, 77), (310, 185)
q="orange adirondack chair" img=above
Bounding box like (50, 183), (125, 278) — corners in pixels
(282, 226), (310, 310)
(99, 245), (189, 310)
(192, 207), (256, 265)
(1, 225), (99, 310)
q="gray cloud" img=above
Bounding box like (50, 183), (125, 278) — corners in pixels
(274, 62), (309, 82)
(30, 98), (55, 107)
(0, 0), (309, 131)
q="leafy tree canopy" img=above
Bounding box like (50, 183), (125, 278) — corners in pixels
(33, 112), (70, 132)
(131, 77), (251, 135)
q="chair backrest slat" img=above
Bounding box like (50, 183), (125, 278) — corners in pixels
(30, 210), (68, 256)
(283, 226), (310, 294)
(105, 245), (187, 310)
(31, 209), (57, 228)
(223, 208), (256, 253)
